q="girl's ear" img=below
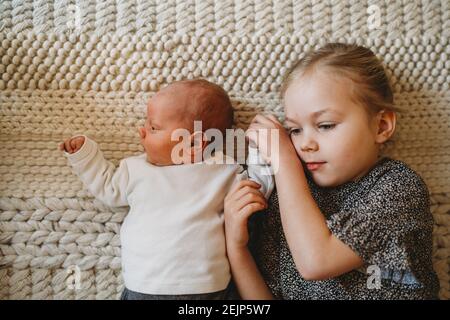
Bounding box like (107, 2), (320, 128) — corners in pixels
(375, 110), (396, 144)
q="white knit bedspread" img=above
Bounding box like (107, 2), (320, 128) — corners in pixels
(0, 0), (449, 299)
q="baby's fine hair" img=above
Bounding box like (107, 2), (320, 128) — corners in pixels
(174, 79), (234, 135)
(281, 42), (398, 115)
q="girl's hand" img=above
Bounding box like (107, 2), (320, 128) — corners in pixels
(224, 180), (267, 250)
(59, 136), (85, 154)
(245, 114), (290, 164)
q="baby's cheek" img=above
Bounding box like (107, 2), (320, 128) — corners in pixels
(140, 137), (149, 152)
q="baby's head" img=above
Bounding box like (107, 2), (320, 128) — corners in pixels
(139, 79), (233, 166)
(282, 43), (397, 187)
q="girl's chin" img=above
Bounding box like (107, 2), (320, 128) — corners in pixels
(309, 172), (342, 188)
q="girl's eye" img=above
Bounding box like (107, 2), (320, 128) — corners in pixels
(289, 128), (302, 136)
(318, 123), (336, 131)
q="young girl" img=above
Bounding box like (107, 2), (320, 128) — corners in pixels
(224, 43), (440, 299)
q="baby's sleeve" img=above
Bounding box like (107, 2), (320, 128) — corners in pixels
(246, 147), (274, 199)
(65, 135), (129, 207)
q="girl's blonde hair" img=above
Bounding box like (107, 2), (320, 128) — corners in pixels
(281, 43), (399, 116)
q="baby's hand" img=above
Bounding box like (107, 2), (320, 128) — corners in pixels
(59, 136), (85, 154)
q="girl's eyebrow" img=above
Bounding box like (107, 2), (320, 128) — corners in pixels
(285, 117), (298, 125)
(311, 108), (343, 119)
(286, 108), (342, 124)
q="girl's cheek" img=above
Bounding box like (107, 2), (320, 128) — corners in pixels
(290, 136), (303, 157)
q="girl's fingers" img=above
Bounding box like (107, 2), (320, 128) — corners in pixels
(248, 122), (269, 129)
(233, 184), (264, 203)
(246, 126), (268, 140)
(251, 115), (267, 126)
(253, 114), (276, 126)
(239, 202), (266, 219)
(228, 184), (262, 206)
(265, 114), (281, 124)
(234, 190), (267, 212)
(246, 124), (272, 145)
(245, 129), (258, 144)
(252, 114), (282, 129)
(227, 180), (261, 198)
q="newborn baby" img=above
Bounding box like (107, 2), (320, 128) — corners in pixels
(60, 79), (273, 300)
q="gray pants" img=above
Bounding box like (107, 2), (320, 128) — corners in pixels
(120, 282), (238, 300)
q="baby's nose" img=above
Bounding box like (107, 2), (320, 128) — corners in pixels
(139, 127), (146, 139)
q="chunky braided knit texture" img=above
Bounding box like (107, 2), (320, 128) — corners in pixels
(0, 0), (449, 299)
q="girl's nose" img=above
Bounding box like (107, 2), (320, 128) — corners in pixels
(300, 135), (319, 152)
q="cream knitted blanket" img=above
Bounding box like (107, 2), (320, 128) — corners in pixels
(0, 0), (449, 299)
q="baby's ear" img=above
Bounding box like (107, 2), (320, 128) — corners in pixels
(188, 131), (207, 162)
(190, 131), (206, 149)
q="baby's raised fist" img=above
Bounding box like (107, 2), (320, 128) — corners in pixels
(60, 136), (85, 154)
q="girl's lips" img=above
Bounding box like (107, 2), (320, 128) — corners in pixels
(306, 162), (326, 171)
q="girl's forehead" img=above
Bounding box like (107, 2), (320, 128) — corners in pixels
(284, 79), (367, 123)
(284, 72), (357, 114)
(287, 70), (354, 94)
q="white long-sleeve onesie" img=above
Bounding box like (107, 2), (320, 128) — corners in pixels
(65, 136), (273, 295)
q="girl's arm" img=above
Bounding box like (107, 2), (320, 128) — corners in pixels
(224, 180), (274, 299)
(275, 141), (363, 280)
(248, 115), (363, 280)
(227, 246), (273, 300)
